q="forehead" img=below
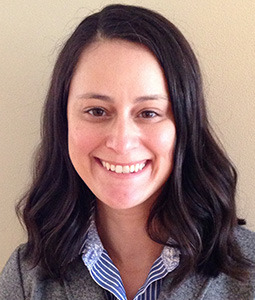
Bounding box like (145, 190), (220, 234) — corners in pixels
(70, 39), (168, 98)
(77, 38), (158, 66)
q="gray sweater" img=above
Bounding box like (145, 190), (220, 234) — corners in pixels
(0, 226), (255, 300)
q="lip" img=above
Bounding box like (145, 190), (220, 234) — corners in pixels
(95, 157), (151, 177)
(97, 158), (148, 166)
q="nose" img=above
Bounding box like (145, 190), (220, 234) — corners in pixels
(105, 115), (140, 154)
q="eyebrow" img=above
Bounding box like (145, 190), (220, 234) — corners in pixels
(76, 93), (169, 102)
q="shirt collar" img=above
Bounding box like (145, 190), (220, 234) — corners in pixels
(81, 217), (180, 273)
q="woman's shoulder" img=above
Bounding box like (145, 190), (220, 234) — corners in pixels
(0, 244), (27, 299)
(235, 225), (255, 242)
(0, 244), (68, 299)
(235, 225), (255, 260)
(1, 244), (34, 275)
(0, 244), (105, 300)
(0, 244), (39, 299)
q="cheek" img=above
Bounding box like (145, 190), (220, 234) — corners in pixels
(160, 127), (175, 148)
(147, 123), (176, 158)
(68, 125), (95, 158)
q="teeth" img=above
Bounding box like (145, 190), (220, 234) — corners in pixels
(101, 160), (146, 174)
(123, 166), (129, 173)
(115, 165), (122, 173)
(139, 163), (145, 170)
(129, 165), (135, 173)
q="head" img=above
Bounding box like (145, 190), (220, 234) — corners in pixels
(23, 4), (244, 284)
(67, 38), (176, 211)
(43, 4), (205, 204)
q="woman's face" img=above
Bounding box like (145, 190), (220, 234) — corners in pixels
(67, 39), (176, 210)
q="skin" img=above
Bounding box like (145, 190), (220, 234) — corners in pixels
(67, 39), (176, 299)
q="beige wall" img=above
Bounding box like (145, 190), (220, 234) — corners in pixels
(1, 0), (255, 271)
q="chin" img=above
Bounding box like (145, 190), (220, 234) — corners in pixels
(97, 192), (157, 211)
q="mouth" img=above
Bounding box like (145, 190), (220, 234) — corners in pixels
(99, 159), (148, 174)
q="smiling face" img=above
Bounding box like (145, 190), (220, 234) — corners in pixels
(67, 39), (176, 211)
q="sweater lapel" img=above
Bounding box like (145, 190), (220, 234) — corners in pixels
(158, 273), (211, 300)
(63, 256), (211, 300)
(64, 256), (106, 300)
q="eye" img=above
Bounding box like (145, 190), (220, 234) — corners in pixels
(86, 107), (106, 117)
(139, 110), (159, 118)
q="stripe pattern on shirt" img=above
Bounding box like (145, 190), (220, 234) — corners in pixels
(81, 219), (180, 300)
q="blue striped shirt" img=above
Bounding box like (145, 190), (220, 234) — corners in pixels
(81, 218), (180, 300)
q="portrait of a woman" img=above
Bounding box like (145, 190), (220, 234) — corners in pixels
(0, 4), (254, 300)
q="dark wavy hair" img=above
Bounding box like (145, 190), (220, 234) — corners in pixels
(17, 4), (251, 287)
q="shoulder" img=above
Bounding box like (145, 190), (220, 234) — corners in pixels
(0, 244), (28, 299)
(0, 244), (67, 299)
(234, 225), (255, 261)
(0, 244), (36, 278)
(0, 244), (104, 300)
(161, 228), (255, 299)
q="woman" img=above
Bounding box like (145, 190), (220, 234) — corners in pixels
(0, 4), (254, 300)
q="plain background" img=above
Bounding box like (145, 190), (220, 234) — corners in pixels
(1, 0), (255, 271)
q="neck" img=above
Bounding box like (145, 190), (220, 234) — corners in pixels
(96, 200), (165, 300)
(96, 200), (163, 264)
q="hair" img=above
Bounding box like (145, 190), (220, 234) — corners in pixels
(17, 4), (252, 288)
